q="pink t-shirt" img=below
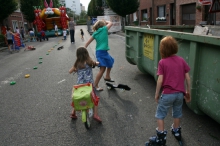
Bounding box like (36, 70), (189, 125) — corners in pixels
(157, 55), (190, 94)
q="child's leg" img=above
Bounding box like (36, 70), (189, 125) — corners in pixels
(93, 106), (102, 122)
(173, 118), (180, 128)
(94, 67), (106, 88)
(157, 119), (165, 131)
(70, 108), (77, 119)
(105, 68), (112, 79)
(171, 119), (182, 142)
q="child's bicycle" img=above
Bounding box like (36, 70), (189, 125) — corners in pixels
(72, 83), (100, 129)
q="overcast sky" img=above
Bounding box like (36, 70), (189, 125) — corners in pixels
(80, 0), (90, 11)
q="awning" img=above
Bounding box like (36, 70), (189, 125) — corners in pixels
(199, 0), (212, 5)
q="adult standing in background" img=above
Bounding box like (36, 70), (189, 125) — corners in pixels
(20, 27), (25, 40)
(68, 18), (75, 43)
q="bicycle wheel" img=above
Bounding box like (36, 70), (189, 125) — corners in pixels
(84, 112), (91, 129)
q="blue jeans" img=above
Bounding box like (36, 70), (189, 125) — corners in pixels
(155, 92), (183, 120)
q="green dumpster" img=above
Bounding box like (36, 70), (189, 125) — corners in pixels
(125, 25), (220, 124)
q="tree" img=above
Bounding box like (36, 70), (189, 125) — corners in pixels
(106, 0), (139, 17)
(66, 8), (74, 18)
(80, 11), (87, 20)
(0, 0), (17, 25)
(20, 0), (42, 23)
(87, 0), (103, 17)
(106, 0), (139, 30)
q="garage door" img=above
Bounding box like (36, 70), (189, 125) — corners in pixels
(182, 3), (196, 25)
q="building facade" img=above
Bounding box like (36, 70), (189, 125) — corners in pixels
(80, 3), (85, 12)
(129, 0), (220, 26)
(1, 1), (31, 35)
(65, 0), (81, 15)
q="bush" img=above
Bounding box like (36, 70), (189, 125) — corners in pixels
(0, 34), (5, 42)
(76, 19), (87, 25)
(0, 34), (7, 47)
(133, 20), (139, 26)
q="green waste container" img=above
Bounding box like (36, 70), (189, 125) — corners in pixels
(125, 25), (220, 124)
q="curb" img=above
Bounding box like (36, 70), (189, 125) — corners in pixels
(0, 47), (8, 52)
(0, 40), (29, 52)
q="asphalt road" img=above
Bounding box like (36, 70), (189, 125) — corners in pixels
(0, 25), (220, 146)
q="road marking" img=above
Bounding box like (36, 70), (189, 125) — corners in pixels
(58, 79), (66, 84)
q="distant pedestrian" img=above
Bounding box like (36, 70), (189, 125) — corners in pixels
(20, 27), (25, 40)
(85, 20), (114, 91)
(68, 18), (75, 43)
(16, 27), (20, 34)
(5, 27), (15, 53)
(80, 29), (84, 40)
(54, 24), (58, 37)
(145, 36), (191, 146)
(28, 28), (35, 41)
(62, 28), (67, 40)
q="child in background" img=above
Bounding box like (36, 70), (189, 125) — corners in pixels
(54, 24), (58, 37)
(28, 28), (35, 41)
(145, 36), (191, 146)
(69, 47), (102, 122)
(63, 28), (67, 40)
(5, 27), (15, 53)
(85, 20), (114, 91)
(80, 29), (84, 40)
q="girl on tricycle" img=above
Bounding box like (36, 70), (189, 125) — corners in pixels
(69, 47), (102, 125)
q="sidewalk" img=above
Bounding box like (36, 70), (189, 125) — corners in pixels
(0, 39), (28, 52)
(115, 31), (125, 37)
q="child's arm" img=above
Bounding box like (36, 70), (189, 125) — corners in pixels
(184, 72), (191, 102)
(155, 75), (163, 103)
(105, 21), (113, 30)
(85, 37), (94, 48)
(69, 66), (77, 74)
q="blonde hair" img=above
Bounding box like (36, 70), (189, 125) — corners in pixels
(92, 20), (106, 31)
(159, 36), (178, 59)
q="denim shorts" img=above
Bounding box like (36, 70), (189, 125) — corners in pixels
(155, 92), (184, 119)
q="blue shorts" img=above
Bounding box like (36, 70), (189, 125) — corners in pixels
(96, 50), (114, 68)
(155, 92), (183, 120)
(30, 33), (34, 37)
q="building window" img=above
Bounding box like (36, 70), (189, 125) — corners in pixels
(158, 5), (165, 17)
(142, 9), (148, 21)
(19, 21), (23, 28)
(156, 5), (166, 21)
(12, 20), (18, 32)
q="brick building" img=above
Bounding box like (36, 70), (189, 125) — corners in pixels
(1, 1), (32, 35)
(128, 0), (220, 26)
(3, 11), (31, 34)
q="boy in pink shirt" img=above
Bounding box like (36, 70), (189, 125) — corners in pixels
(146, 36), (191, 146)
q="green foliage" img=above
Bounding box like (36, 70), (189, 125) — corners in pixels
(66, 7), (74, 18)
(20, 0), (42, 22)
(106, 0), (139, 17)
(76, 19), (87, 25)
(0, 0), (17, 24)
(0, 34), (5, 42)
(0, 34), (7, 47)
(80, 11), (87, 20)
(87, 0), (103, 17)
